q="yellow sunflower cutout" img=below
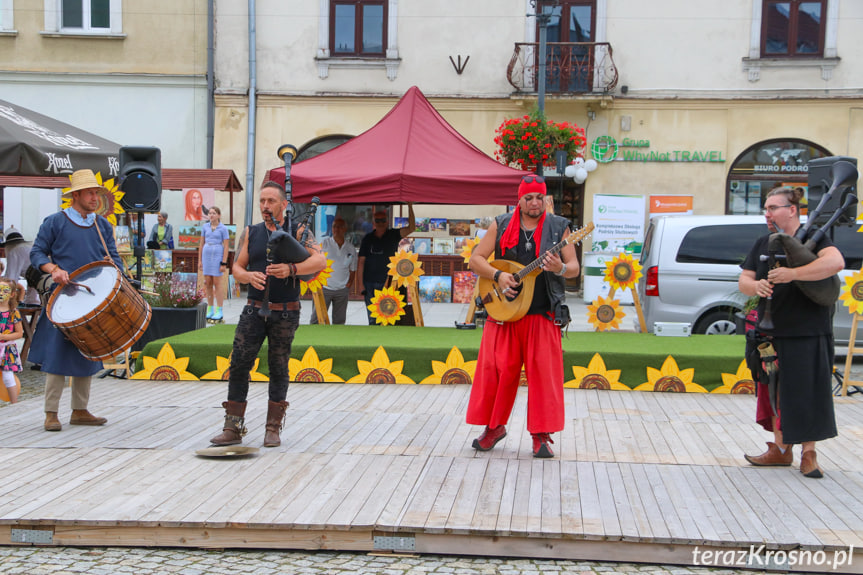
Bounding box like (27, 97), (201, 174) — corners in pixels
(131, 343), (199, 380)
(62, 172), (125, 225)
(368, 286), (407, 326)
(565, 353), (630, 390)
(200, 352), (269, 381)
(460, 237), (494, 266)
(634, 355), (707, 393)
(387, 251), (424, 288)
(419, 347), (476, 384)
(839, 269), (863, 314)
(289, 347), (345, 383)
(346, 346), (415, 384)
(587, 295), (625, 331)
(603, 252), (643, 291)
(712, 359), (755, 394)
(300, 253), (333, 295)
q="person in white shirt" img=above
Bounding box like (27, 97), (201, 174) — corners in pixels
(311, 216), (357, 325)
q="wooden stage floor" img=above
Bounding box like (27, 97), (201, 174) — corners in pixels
(1, 379), (863, 573)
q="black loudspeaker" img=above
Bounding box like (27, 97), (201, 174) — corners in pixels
(806, 155), (858, 226)
(119, 146), (162, 212)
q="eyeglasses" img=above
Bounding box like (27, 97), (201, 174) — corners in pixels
(521, 175), (545, 184)
(762, 204), (792, 214)
(374, 218), (387, 223)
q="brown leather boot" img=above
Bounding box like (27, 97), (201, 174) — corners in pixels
(800, 450), (823, 478)
(210, 401), (247, 446)
(70, 409), (107, 426)
(44, 412), (61, 432)
(744, 441), (793, 466)
(263, 400), (289, 447)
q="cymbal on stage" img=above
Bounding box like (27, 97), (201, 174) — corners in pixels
(195, 445), (260, 458)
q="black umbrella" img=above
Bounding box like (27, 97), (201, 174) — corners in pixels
(0, 99), (120, 179)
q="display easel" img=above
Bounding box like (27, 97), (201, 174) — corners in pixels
(607, 286), (647, 333)
(100, 348), (135, 379)
(312, 290), (330, 324)
(841, 313), (863, 396)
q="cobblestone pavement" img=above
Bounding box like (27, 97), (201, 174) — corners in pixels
(0, 547), (756, 574)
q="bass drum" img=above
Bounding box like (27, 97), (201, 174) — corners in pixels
(47, 261), (152, 361)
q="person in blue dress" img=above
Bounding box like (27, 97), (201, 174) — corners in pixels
(29, 169), (124, 432)
(198, 207), (230, 321)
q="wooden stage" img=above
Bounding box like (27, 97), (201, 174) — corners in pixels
(1, 379), (863, 573)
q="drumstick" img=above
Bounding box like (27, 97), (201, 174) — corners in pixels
(67, 281), (94, 295)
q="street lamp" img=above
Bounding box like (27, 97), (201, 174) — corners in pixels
(529, 0), (559, 116)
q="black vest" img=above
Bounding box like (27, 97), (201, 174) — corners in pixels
(246, 221), (301, 303)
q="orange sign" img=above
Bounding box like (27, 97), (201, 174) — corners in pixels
(649, 195), (693, 214)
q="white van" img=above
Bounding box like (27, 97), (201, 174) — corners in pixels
(636, 214), (863, 344)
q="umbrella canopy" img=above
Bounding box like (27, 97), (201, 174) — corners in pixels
(266, 86), (527, 205)
(0, 99), (120, 178)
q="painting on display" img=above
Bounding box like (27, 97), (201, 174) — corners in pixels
(414, 218), (430, 232)
(429, 218), (447, 232)
(419, 275), (452, 303)
(153, 250), (173, 273)
(433, 237), (454, 255)
(114, 226), (131, 253)
(452, 271), (477, 304)
(183, 188), (215, 221)
(398, 237), (414, 253)
(452, 236), (470, 253)
(178, 224), (201, 249)
(413, 237), (432, 255)
(448, 219), (471, 236)
(172, 272), (198, 292)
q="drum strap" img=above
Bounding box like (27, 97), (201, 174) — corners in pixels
(93, 219), (112, 262)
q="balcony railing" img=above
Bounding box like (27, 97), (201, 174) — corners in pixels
(507, 42), (618, 95)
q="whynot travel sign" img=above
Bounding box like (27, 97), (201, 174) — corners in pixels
(0, 99), (120, 178)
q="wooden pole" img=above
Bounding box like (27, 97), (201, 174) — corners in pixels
(312, 290), (330, 325)
(842, 313), (862, 396)
(408, 284), (424, 327)
(630, 286), (648, 334)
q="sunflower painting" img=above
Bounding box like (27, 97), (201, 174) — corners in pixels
(419, 347), (476, 384)
(368, 286), (407, 325)
(565, 353), (630, 390)
(300, 254), (333, 295)
(839, 269), (863, 315)
(587, 296), (625, 331)
(131, 343), (199, 381)
(634, 355), (707, 393)
(346, 346), (415, 384)
(62, 173), (125, 225)
(712, 359), (756, 394)
(387, 251), (424, 288)
(603, 252), (642, 292)
(200, 353), (269, 381)
(289, 347), (345, 383)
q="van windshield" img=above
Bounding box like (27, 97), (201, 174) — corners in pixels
(676, 224), (767, 265)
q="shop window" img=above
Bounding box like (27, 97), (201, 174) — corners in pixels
(43, 0), (123, 35)
(726, 138), (830, 215)
(761, 0), (826, 57)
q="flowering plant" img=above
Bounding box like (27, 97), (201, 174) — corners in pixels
(494, 111), (586, 170)
(143, 273), (205, 308)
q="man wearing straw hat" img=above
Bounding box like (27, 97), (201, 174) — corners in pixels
(29, 169), (124, 432)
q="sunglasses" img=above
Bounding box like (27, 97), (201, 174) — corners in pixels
(521, 175), (545, 184)
(374, 218), (387, 223)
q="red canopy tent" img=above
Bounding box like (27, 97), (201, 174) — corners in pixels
(266, 86), (526, 205)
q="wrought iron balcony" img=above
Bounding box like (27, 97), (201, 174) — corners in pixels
(507, 42), (618, 95)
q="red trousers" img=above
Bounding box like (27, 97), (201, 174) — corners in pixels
(466, 314), (565, 434)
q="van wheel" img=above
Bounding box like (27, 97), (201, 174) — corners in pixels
(695, 311), (737, 335)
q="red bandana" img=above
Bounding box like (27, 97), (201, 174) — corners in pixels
(500, 177), (547, 257)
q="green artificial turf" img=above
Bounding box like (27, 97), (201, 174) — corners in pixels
(138, 325), (747, 391)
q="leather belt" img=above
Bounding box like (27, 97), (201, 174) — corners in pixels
(247, 299), (300, 311)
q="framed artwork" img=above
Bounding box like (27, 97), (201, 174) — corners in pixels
(430, 218), (447, 232)
(448, 219), (471, 236)
(419, 275), (452, 303)
(413, 237), (432, 255)
(394, 216), (408, 228)
(414, 217), (430, 232)
(183, 188), (215, 221)
(141, 275), (155, 293)
(178, 224), (201, 249)
(452, 236), (470, 253)
(114, 226), (131, 253)
(398, 237), (414, 253)
(433, 237), (454, 255)
(224, 224), (238, 247)
(153, 250), (173, 273)
(452, 271), (477, 304)
(172, 272), (198, 292)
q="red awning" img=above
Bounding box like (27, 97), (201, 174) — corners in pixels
(266, 86), (526, 205)
(0, 168), (243, 192)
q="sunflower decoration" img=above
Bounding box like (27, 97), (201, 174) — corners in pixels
(839, 269), (863, 314)
(565, 353), (631, 390)
(346, 346), (415, 384)
(289, 347), (345, 383)
(300, 253), (333, 295)
(62, 172), (125, 225)
(368, 286), (407, 326)
(420, 347), (476, 384)
(200, 352), (269, 381)
(460, 237), (494, 267)
(603, 252), (643, 292)
(634, 355), (707, 393)
(387, 250), (424, 288)
(712, 359), (755, 394)
(131, 343), (199, 381)
(587, 295), (625, 332)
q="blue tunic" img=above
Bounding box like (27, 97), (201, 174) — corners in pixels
(29, 212), (124, 376)
(201, 222), (229, 276)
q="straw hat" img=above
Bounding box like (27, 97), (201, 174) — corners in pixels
(63, 169), (108, 198)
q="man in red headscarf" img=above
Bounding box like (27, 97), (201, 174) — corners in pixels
(466, 175), (580, 458)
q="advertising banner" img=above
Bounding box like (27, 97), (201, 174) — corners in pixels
(591, 194), (646, 253)
(649, 195), (693, 215)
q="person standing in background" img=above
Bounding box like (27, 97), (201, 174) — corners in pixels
(198, 207), (230, 322)
(311, 216), (357, 325)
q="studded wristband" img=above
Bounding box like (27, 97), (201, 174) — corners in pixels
(493, 270), (502, 284)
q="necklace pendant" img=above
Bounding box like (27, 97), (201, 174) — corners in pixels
(525, 241), (533, 251)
